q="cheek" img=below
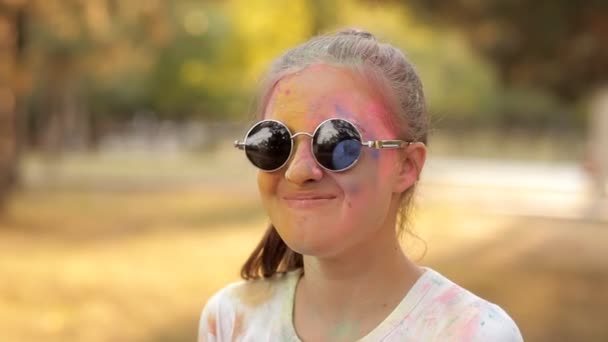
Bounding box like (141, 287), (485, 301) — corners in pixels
(340, 170), (378, 210)
(342, 182), (360, 209)
(257, 171), (279, 199)
(374, 149), (399, 179)
(340, 153), (397, 206)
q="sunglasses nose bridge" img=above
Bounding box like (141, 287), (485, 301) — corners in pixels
(289, 131), (315, 160)
(285, 130), (323, 175)
(291, 132), (314, 139)
(290, 132), (315, 156)
(290, 131), (319, 163)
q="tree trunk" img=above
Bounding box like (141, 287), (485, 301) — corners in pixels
(0, 4), (25, 211)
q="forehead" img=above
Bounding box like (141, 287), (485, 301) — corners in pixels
(263, 64), (393, 134)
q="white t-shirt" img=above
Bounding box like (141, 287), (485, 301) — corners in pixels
(198, 267), (523, 341)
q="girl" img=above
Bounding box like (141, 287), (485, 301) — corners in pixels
(199, 29), (523, 342)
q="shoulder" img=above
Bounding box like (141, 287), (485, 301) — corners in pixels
(204, 271), (296, 310)
(419, 268), (523, 341)
(466, 302), (523, 341)
(198, 271), (300, 342)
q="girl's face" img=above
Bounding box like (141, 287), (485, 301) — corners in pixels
(258, 64), (420, 258)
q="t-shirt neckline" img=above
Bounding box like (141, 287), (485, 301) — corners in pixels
(281, 267), (436, 341)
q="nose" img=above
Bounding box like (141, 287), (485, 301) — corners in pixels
(285, 134), (323, 184)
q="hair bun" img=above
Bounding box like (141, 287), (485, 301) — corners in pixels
(338, 28), (376, 40)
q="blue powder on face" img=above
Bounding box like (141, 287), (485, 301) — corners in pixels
(347, 182), (360, 195)
(369, 149), (380, 160)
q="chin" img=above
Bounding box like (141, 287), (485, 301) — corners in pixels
(273, 216), (352, 257)
(283, 236), (346, 259)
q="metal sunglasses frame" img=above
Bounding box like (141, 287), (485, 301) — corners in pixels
(234, 117), (415, 172)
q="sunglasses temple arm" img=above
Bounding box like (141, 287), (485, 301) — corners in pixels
(234, 140), (246, 150)
(361, 140), (412, 149)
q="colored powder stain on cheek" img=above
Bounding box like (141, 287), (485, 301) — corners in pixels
(369, 149), (380, 160)
(346, 182), (360, 196)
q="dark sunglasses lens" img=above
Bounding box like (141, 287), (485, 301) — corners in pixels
(313, 119), (362, 171)
(245, 121), (292, 171)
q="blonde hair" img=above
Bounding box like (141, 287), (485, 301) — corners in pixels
(242, 28), (429, 279)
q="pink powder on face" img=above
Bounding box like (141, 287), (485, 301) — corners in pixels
(366, 102), (401, 137)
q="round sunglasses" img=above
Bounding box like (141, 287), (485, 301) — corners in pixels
(234, 118), (414, 172)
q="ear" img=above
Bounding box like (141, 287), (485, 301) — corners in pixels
(393, 143), (426, 193)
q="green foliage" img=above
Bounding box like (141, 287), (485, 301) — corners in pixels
(406, 0), (608, 101)
(19, 0), (586, 131)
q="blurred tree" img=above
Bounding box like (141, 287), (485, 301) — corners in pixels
(327, 0), (513, 127)
(404, 0), (608, 102)
(4, 0), (598, 210)
(26, 0), (175, 152)
(0, 0), (28, 209)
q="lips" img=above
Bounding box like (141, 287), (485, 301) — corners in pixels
(282, 193), (337, 209)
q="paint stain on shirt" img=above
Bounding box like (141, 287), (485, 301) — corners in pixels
(206, 313), (217, 337)
(232, 311), (245, 338)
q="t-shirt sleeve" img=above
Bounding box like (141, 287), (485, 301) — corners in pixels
(470, 303), (523, 342)
(198, 291), (221, 342)
(198, 287), (240, 342)
(435, 301), (523, 342)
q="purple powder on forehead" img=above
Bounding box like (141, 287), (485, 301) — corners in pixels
(334, 104), (354, 119)
(333, 103), (369, 135)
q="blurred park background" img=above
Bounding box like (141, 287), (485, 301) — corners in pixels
(1, 0), (607, 341)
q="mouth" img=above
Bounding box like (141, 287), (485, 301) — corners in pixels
(282, 195), (337, 209)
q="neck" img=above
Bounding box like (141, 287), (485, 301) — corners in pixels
(294, 206), (423, 340)
(300, 229), (420, 306)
